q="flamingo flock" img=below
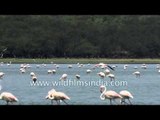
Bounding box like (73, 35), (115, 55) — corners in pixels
(1, 61), (159, 105)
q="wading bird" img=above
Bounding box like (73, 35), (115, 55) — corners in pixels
(97, 72), (105, 79)
(46, 89), (70, 105)
(107, 73), (115, 81)
(75, 74), (80, 79)
(100, 85), (122, 105)
(133, 71), (140, 78)
(0, 72), (5, 79)
(60, 74), (68, 80)
(0, 92), (18, 105)
(119, 90), (133, 105)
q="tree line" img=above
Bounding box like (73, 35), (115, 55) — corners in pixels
(0, 15), (160, 58)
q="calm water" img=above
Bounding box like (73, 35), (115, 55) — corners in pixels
(0, 63), (160, 105)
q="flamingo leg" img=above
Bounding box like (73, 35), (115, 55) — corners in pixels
(6, 101), (9, 105)
(57, 100), (61, 105)
(62, 100), (68, 105)
(121, 99), (127, 105)
(128, 99), (132, 105)
(109, 99), (112, 105)
(56, 100), (59, 105)
(51, 100), (53, 105)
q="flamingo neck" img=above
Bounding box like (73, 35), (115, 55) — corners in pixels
(100, 87), (106, 100)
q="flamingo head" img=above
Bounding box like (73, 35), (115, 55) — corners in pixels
(100, 85), (106, 93)
(46, 94), (54, 100)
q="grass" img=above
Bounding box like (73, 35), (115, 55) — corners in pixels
(0, 58), (160, 64)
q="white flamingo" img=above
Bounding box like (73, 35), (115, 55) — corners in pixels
(86, 69), (92, 74)
(100, 85), (122, 105)
(75, 74), (80, 79)
(52, 69), (56, 74)
(119, 90), (133, 105)
(60, 74), (68, 80)
(68, 65), (72, 68)
(20, 68), (26, 73)
(156, 64), (160, 69)
(46, 89), (70, 105)
(104, 69), (110, 75)
(0, 72), (5, 79)
(30, 72), (35, 77)
(95, 63), (114, 71)
(133, 71), (140, 78)
(107, 73), (115, 81)
(0, 92), (18, 105)
(48, 70), (52, 74)
(123, 64), (128, 70)
(141, 64), (147, 69)
(32, 75), (37, 83)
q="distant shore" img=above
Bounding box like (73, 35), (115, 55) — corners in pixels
(0, 58), (160, 64)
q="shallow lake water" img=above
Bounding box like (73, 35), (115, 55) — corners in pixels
(0, 63), (160, 105)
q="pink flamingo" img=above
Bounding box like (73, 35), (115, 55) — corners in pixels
(100, 85), (122, 105)
(46, 89), (70, 105)
(0, 92), (18, 105)
(97, 72), (105, 79)
(119, 90), (133, 105)
(95, 63), (114, 71)
(60, 74), (68, 80)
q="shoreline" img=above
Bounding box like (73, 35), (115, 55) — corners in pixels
(0, 58), (160, 64)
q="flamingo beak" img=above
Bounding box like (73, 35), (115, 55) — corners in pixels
(100, 87), (103, 93)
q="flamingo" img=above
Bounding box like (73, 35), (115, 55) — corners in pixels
(0, 92), (18, 105)
(86, 69), (92, 74)
(95, 63), (114, 71)
(119, 90), (133, 105)
(48, 70), (52, 74)
(68, 65), (73, 68)
(42, 63), (46, 67)
(7, 61), (11, 66)
(46, 89), (70, 105)
(133, 71), (140, 78)
(123, 64), (128, 70)
(60, 74), (68, 80)
(100, 85), (122, 105)
(30, 72), (35, 77)
(104, 69), (110, 75)
(75, 74), (80, 79)
(20, 68), (26, 73)
(32, 75), (37, 83)
(156, 64), (160, 69)
(0, 72), (5, 79)
(78, 64), (84, 68)
(55, 64), (59, 69)
(141, 64), (147, 69)
(97, 72), (105, 79)
(107, 73), (115, 81)
(52, 69), (56, 74)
